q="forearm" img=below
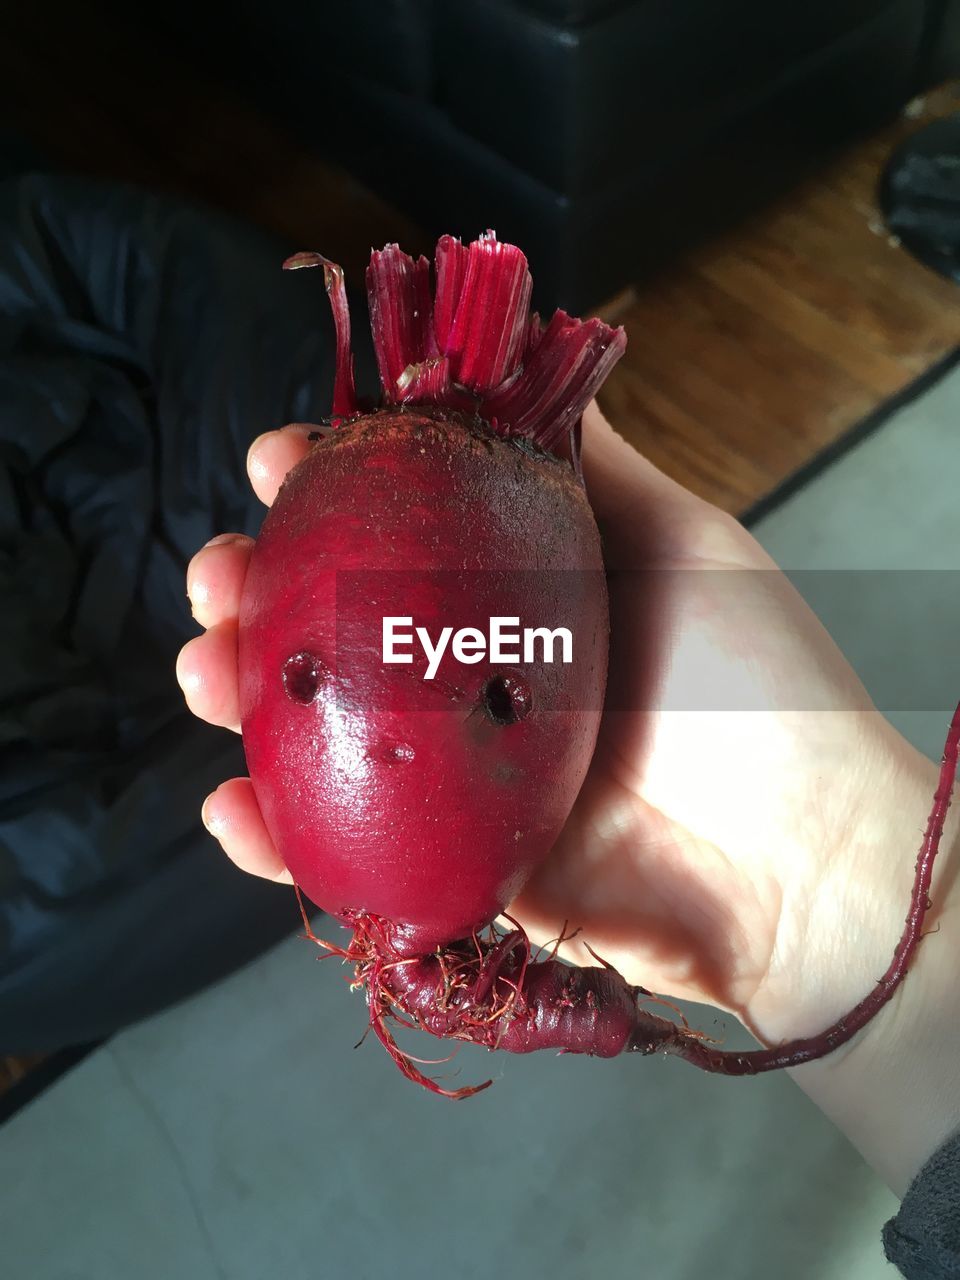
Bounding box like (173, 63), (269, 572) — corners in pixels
(784, 734), (960, 1197)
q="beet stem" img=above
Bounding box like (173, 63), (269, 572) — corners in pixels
(282, 233), (626, 478)
(282, 251), (358, 418)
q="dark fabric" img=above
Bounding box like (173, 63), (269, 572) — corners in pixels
(0, 133), (45, 182)
(880, 113), (960, 283)
(0, 173), (373, 1051)
(884, 1126), (960, 1277)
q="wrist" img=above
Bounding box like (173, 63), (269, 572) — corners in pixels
(753, 720), (960, 1195)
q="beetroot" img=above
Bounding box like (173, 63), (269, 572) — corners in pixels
(239, 408), (608, 958)
(237, 233), (957, 1096)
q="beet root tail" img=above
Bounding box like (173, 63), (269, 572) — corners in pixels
(298, 702), (959, 1093)
(664, 700), (960, 1075)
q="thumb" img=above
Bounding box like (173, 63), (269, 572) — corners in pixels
(581, 402), (715, 566)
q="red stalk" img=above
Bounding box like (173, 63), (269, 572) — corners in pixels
(365, 246), (436, 402)
(282, 252), (358, 419)
(442, 231), (533, 393)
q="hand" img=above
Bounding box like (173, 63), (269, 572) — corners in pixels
(178, 403), (958, 1193)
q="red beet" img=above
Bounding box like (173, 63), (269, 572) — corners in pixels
(237, 233), (957, 1096)
(240, 408), (608, 957)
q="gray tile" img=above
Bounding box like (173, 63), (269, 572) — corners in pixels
(0, 929), (895, 1280)
(754, 363), (960, 760)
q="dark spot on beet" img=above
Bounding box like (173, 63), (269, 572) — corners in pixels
(481, 674), (532, 726)
(492, 760), (521, 783)
(282, 652), (327, 705)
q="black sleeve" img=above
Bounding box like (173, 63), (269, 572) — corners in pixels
(883, 1125), (960, 1278)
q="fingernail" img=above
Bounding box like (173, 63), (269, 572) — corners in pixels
(201, 793), (226, 837)
(202, 533), (248, 549)
(247, 433), (272, 481)
(175, 651), (202, 694)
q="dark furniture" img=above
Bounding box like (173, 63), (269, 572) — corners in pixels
(174, 0), (960, 310)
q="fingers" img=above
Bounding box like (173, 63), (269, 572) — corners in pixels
(187, 534), (254, 629)
(247, 423), (316, 507)
(179, 422), (320, 731)
(181, 535), (254, 728)
(176, 621), (241, 732)
(185, 421), (318, 624)
(202, 777), (293, 883)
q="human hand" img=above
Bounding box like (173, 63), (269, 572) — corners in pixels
(177, 402), (939, 1045)
(178, 402), (960, 1194)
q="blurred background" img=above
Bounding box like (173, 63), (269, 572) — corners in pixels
(2, 2), (960, 1276)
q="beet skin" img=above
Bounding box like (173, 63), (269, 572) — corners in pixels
(239, 408), (607, 955)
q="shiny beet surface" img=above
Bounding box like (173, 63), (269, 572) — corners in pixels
(239, 409), (608, 954)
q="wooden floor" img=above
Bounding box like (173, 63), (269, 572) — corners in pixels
(605, 83), (960, 511)
(1, 13), (959, 1091)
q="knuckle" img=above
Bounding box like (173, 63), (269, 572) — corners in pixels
(685, 509), (755, 568)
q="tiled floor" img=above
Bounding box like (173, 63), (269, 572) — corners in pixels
(755, 359), (960, 761)
(2, 366), (959, 1279)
